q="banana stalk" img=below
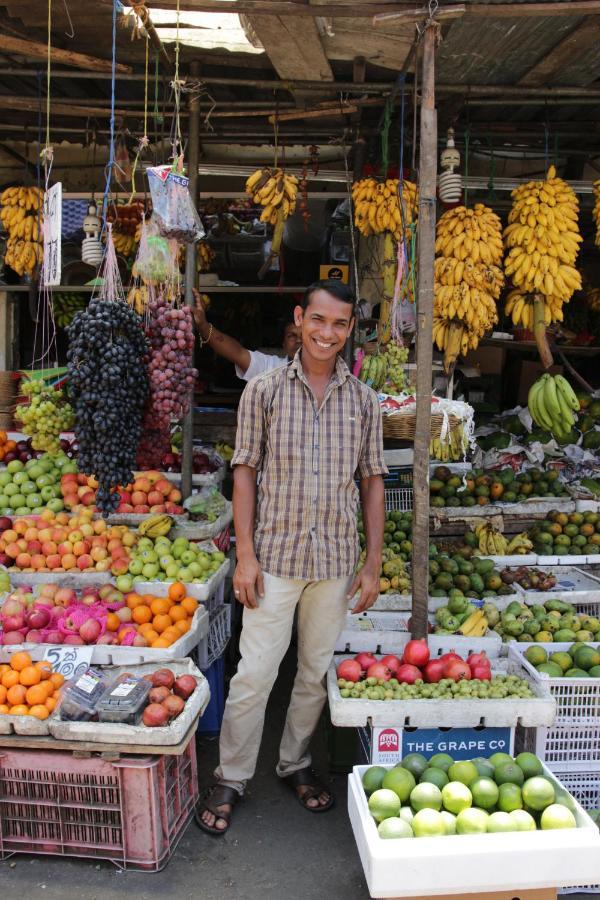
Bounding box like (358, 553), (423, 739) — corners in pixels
(378, 232), (397, 345)
(533, 293), (554, 370)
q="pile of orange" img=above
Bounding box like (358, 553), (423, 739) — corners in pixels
(108, 582), (199, 648)
(0, 431), (17, 462)
(0, 651), (65, 718)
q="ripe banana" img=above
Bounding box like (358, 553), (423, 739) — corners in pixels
(507, 532), (534, 554)
(1, 185), (44, 276)
(352, 177), (418, 242)
(459, 609), (488, 637)
(245, 167), (298, 225)
(197, 240), (215, 273)
(138, 513), (173, 537)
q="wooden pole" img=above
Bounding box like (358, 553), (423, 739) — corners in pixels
(182, 61), (201, 502)
(0, 33), (132, 74)
(411, 23), (437, 641)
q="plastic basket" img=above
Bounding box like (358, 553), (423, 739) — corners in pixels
(383, 465), (413, 511)
(557, 773), (600, 893)
(194, 603), (231, 670)
(0, 738), (198, 870)
(197, 656), (226, 735)
(518, 723), (600, 773)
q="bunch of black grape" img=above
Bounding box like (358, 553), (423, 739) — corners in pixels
(67, 299), (149, 515)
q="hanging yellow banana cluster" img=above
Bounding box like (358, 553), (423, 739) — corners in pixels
(0, 186), (44, 276)
(245, 167), (298, 225)
(593, 179), (600, 249)
(351, 178), (418, 240)
(503, 165), (582, 328)
(433, 204), (504, 372)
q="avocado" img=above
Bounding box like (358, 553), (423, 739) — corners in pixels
(469, 573), (484, 594)
(474, 558), (495, 575)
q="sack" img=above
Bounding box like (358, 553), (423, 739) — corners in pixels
(132, 217), (172, 284)
(147, 162), (205, 243)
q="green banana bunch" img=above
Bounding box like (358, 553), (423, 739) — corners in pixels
(528, 373), (580, 440)
(52, 292), (86, 328)
(358, 353), (387, 390)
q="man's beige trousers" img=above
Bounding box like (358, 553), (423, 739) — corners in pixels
(214, 571), (352, 794)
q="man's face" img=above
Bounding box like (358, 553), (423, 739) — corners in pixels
(282, 323), (302, 359)
(294, 289), (354, 364)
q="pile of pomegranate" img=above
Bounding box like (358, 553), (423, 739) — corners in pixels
(143, 667), (198, 726)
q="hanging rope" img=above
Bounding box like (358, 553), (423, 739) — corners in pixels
(40, 0), (53, 169)
(169, 0), (184, 161)
(129, 34), (150, 201)
(101, 0), (119, 227)
(380, 98), (392, 180)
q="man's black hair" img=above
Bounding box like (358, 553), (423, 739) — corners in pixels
(301, 279), (356, 311)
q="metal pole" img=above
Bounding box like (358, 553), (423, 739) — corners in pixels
(411, 23), (438, 640)
(182, 61), (201, 501)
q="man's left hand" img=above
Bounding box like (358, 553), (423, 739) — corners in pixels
(347, 559), (381, 614)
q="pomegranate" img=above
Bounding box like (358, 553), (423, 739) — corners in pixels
(366, 662), (391, 682)
(151, 668), (175, 689)
(397, 663), (422, 684)
(149, 686), (171, 704)
(439, 652), (462, 667)
(162, 694), (185, 718)
(471, 663), (492, 681)
(444, 659), (472, 681)
(336, 659), (362, 683)
(402, 639), (430, 668)
(381, 654), (401, 675)
(355, 651), (376, 673)
(173, 674), (197, 699)
(142, 703), (170, 727)
(423, 658), (446, 683)
(467, 651), (489, 668)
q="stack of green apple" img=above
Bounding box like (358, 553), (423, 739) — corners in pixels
(364, 751), (580, 839)
(121, 534), (226, 584)
(0, 453), (77, 515)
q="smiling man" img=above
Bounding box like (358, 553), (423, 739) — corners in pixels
(195, 279), (387, 836)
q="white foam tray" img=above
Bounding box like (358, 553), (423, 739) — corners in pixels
(49, 658), (210, 746)
(7, 571), (113, 587)
(328, 654), (556, 728)
(0, 709), (52, 736)
(516, 567), (600, 604)
(431, 497), (574, 520)
(372, 592), (522, 612)
(348, 763), (600, 898)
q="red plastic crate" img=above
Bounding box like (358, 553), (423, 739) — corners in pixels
(0, 738), (198, 871)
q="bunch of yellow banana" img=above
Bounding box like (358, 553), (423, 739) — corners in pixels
(430, 424), (468, 461)
(504, 165), (582, 324)
(351, 177), (418, 240)
(111, 231), (136, 258)
(593, 180), (600, 248)
(474, 521), (508, 555)
(137, 513), (173, 537)
(197, 241), (215, 272)
(52, 292), (86, 328)
(587, 287), (600, 312)
(1, 185), (44, 276)
(459, 609), (488, 638)
(506, 532), (534, 554)
(127, 284), (149, 315)
(504, 289), (559, 330)
(433, 204), (504, 370)
(245, 167), (298, 224)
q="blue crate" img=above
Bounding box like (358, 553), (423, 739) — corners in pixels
(61, 200), (89, 238)
(197, 656), (226, 735)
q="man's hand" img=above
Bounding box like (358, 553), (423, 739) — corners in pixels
(192, 288), (208, 333)
(233, 553), (265, 609)
(347, 558), (381, 614)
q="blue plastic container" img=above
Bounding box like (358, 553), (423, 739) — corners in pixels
(197, 656), (226, 735)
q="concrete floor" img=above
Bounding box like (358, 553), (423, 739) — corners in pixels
(0, 646), (597, 900)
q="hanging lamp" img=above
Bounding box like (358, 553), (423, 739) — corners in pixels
(438, 128), (462, 205)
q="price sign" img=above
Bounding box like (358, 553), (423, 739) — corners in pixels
(43, 181), (62, 286)
(43, 645), (93, 679)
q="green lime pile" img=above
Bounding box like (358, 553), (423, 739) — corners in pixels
(524, 642), (600, 678)
(364, 751), (579, 839)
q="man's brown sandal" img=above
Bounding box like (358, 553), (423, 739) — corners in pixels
(194, 784), (241, 836)
(282, 766), (335, 813)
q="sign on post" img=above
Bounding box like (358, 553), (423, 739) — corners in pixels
(43, 182), (62, 286)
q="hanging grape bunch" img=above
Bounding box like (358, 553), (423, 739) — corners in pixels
(15, 379), (75, 453)
(67, 299), (149, 515)
(136, 295), (197, 470)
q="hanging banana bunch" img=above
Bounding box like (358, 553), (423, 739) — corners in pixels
(245, 167), (298, 225)
(503, 166), (582, 337)
(433, 203), (504, 372)
(351, 177), (418, 242)
(0, 186), (44, 277)
(52, 292), (86, 328)
(593, 179), (600, 249)
(197, 240), (215, 273)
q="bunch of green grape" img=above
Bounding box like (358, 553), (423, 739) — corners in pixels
(15, 380), (75, 453)
(383, 342), (409, 394)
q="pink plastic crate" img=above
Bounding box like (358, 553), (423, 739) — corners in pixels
(0, 738), (198, 871)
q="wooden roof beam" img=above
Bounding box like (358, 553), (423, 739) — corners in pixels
(519, 17), (600, 86)
(0, 33), (132, 74)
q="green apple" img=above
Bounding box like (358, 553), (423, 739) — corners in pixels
(40, 485), (56, 502)
(47, 499), (65, 512)
(189, 561), (203, 577)
(159, 554), (175, 569)
(177, 566), (193, 583)
(155, 572), (166, 582)
(31, 507), (45, 514)
(11, 494), (26, 508)
(180, 550), (196, 566)
(4, 483), (18, 497)
(128, 558), (144, 576)
(142, 562), (159, 579)
(26, 463), (44, 480)
(62, 462), (78, 474)
(0, 495), (9, 509)
(0, 472), (12, 487)
(165, 562), (180, 579)
(137, 537), (154, 552)
(12, 471), (28, 486)
(21, 481), (37, 495)
(15, 506), (30, 516)
(26, 493), (43, 508)
(35, 474), (52, 488)
(6, 460), (24, 474)
(116, 574), (134, 592)
(140, 549), (158, 564)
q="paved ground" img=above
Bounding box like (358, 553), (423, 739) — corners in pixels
(0, 644), (596, 900)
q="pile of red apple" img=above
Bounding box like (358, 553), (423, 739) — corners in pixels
(336, 640), (492, 685)
(61, 470), (184, 515)
(142, 667), (198, 727)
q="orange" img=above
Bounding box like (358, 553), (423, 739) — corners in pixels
(35, 661), (53, 680)
(142, 629), (159, 645)
(142, 594), (156, 605)
(10, 651), (32, 672)
(138, 622), (154, 634)
(49, 672), (65, 690)
(169, 605), (188, 623)
(106, 612), (120, 632)
(150, 598), (170, 617)
(0, 685), (6, 704)
(26, 684), (48, 706)
(19, 665), (41, 687)
(162, 627), (181, 644)
(0, 663), (10, 677)
(6, 684), (27, 706)
(151, 637), (171, 648)
(126, 593), (145, 610)
(133, 605), (152, 625)
(174, 619), (190, 636)
(9, 705), (29, 716)
(2, 670), (19, 689)
(0, 704), (9, 714)
(168, 582), (186, 602)
(45, 696), (57, 712)
(152, 614), (172, 634)
(29, 704), (49, 720)
(182, 597), (198, 616)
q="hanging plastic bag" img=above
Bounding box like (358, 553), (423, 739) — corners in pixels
(147, 161), (205, 243)
(132, 216), (172, 284)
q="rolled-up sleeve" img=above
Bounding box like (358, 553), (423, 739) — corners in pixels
(231, 377), (268, 469)
(357, 390), (388, 478)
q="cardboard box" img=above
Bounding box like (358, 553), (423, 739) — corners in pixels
(517, 361), (564, 405)
(464, 346), (506, 375)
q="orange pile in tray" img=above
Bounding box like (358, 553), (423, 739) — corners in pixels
(0, 651), (64, 718)
(111, 581), (199, 649)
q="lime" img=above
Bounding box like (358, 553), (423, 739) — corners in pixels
(494, 761), (525, 786)
(470, 777), (499, 811)
(401, 753), (429, 779)
(498, 783), (523, 813)
(368, 788), (401, 822)
(456, 807), (489, 834)
(440, 810), (457, 834)
(382, 767), (416, 803)
(540, 803), (577, 830)
(420, 767), (449, 789)
(488, 752), (514, 768)
(410, 782), (443, 812)
(515, 752), (543, 780)
(549, 651), (573, 674)
(378, 817), (414, 839)
(441, 780), (473, 815)
(399, 806), (414, 825)
(522, 776), (555, 812)
(487, 811), (517, 832)
(429, 753), (454, 773)
(448, 760), (478, 786)
(509, 809), (537, 831)
(471, 757), (495, 779)
(411, 808), (446, 837)
(362, 766), (387, 796)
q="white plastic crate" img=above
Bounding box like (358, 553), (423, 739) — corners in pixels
(555, 771), (600, 893)
(509, 643), (600, 726)
(522, 723), (600, 773)
(384, 486), (413, 512)
(193, 604), (231, 670)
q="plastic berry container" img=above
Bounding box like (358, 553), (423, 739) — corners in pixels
(58, 668), (114, 722)
(97, 675), (152, 725)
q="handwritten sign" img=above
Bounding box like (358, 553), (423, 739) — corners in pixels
(43, 645), (93, 679)
(43, 181), (62, 286)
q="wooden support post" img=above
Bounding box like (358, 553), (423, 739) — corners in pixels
(411, 23), (437, 640)
(182, 62), (201, 502)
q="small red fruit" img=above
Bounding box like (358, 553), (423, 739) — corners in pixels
(366, 662), (391, 682)
(402, 639), (430, 668)
(397, 663), (422, 684)
(423, 659), (445, 683)
(337, 659), (362, 683)
(380, 654), (401, 676)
